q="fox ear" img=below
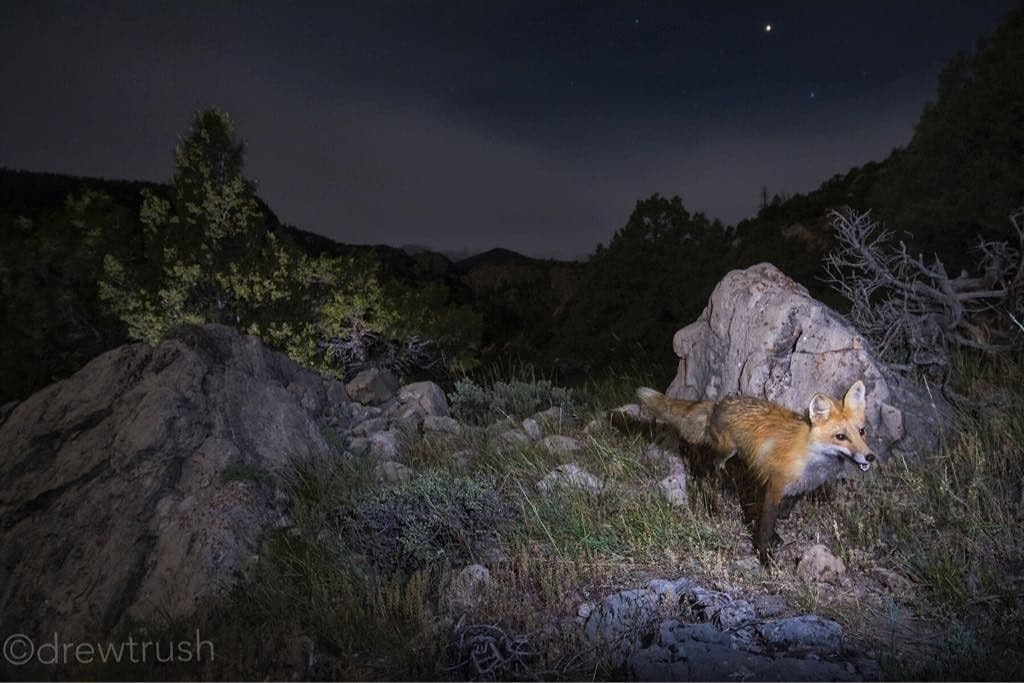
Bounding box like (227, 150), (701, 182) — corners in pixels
(809, 394), (832, 424)
(844, 381), (866, 411)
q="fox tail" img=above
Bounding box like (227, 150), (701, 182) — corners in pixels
(636, 387), (714, 446)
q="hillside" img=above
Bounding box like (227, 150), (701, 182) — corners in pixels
(2, 7), (1021, 399)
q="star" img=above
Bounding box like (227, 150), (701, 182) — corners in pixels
(809, 91), (816, 99)
(764, 23), (773, 33)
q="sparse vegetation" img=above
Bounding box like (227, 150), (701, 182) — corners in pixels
(449, 376), (574, 425)
(3, 7), (1024, 680)
(111, 361), (1022, 680)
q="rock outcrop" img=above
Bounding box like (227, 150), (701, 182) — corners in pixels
(0, 324), (354, 641)
(665, 262), (948, 459)
(584, 578), (878, 681)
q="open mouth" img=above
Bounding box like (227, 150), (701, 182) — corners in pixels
(835, 449), (872, 471)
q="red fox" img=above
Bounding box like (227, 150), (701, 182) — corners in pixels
(637, 381), (875, 562)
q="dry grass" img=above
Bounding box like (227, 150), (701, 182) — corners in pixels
(88, 351), (1024, 680)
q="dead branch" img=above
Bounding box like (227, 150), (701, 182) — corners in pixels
(823, 208), (1024, 375)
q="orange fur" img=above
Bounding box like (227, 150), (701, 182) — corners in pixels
(638, 382), (875, 561)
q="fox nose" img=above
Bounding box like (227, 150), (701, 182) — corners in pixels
(866, 453), (875, 462)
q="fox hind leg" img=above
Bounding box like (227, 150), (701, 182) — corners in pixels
(756, 482), (786, 565)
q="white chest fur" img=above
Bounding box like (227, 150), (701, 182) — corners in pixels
(783, 446), (845, 496)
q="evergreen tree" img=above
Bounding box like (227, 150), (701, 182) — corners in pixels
(556, 194), (728, 368)
(99, 107), (481, 378)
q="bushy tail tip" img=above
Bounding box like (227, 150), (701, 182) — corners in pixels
(636, 386), (663, 406)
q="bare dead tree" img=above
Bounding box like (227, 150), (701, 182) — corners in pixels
(824, 208), (1024, 375)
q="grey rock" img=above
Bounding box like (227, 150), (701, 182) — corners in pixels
(345, 367), (399, 405)
(644, 442), (682, 470)
(541, 434), (582, 455)
(797, 544), (847, 583)
(497, 429), (531, 448)
(591, 577), (871, 681)
(0, 324), (352, 642)
(351, 416), (388, 437)
(605, 403), (653, 431)
(751, 593), (789, 618)
(734, 556), (763, 576)
(349, 403), (382, 423)
(583, 588), (657, 667)
(647, 577), (693, 605)
(756, 615), (844, 656)
(376, 460), (412, 484)
(536, 463), (604, 495)
(870, 566), (914, 594)
(532, 405), (568, 424)
(657, 472), (689, 508)
(423, 415), (462, 434)
(627, 619), (860, 682)
(685, 585), (732, 622)
(398, 381), (450, 418)
(367, 429), (403, 461)
(712, 599), (757, 630)
(665, 262), (949, 459)
(521, 417), (543, 441)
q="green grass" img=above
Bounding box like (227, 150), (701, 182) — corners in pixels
(88, 353), (1024, 680)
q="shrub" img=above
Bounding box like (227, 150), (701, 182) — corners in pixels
(341, 472), (510, 575)
(450, 377), (573, 424)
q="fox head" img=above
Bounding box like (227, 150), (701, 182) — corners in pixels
(807, 380), (875, 471)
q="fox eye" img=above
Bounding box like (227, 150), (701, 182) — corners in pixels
(835, 433), (848, 441)
(859, 427), (866, 436)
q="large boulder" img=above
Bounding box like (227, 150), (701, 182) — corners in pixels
(0, 324), (353, 642)
(665, 263), (947, 459)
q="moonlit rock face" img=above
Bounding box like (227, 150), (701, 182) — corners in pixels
(666, 263), (948, 461)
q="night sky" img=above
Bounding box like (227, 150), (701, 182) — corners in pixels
(1, 2), (1017, 259)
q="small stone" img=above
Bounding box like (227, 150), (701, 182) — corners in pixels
(750, 593), (787, 618)
(733, 556), (762, 576)
(497, 429), (531, 448)
(537, 463), (604, 495)
(351, 416), (388, 437)
(532, 406), (568, 424)
(398, 381), (450, 418)
(521, 418), (543, 441)
(756, 615), (843, 656)
(797, 544), (846, 583)
(345, 368), (399, 405)
(657, 472), (689, 508)
(712, 599), (756, 630)
(541, 435), (582, 455)
(368, 430), (402, 461)
(423, 415), (462, 434)
(376, 460), (412, 484)
(606, 403), (652, 431)
(870, 566), (914, 594)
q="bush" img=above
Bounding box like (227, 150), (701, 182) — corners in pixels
(341, 472), (510, 575)
(450, 377), (573, 425)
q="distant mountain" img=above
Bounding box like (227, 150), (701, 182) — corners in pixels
(454, 247), (540, 271)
